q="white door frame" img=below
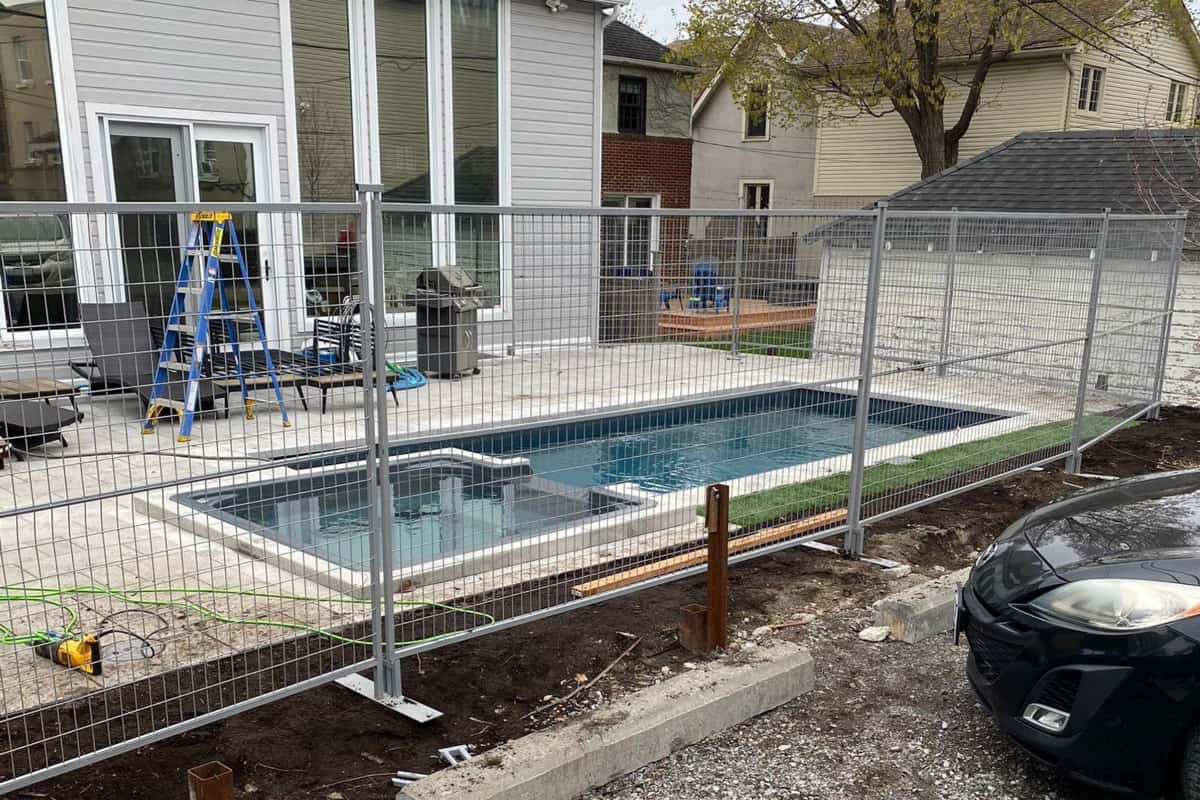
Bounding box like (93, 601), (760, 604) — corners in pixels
(86, 104), (288, 341)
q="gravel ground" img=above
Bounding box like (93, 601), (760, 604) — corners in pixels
(584, 610), (1110, 800)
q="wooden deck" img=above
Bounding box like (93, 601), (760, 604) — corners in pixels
(658, 300), (816, 339)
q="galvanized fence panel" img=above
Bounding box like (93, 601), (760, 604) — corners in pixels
(0, 198), (1184, 791)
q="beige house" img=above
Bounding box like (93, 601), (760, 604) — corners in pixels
(691, 5), (1200, 210)
(812, 9), (1200, 207)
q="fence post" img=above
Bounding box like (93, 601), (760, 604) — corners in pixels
(356, 185), (385, 697)
(1067, 209), (1110, 474)
(936, 209), (959, 377)
(705, 484), (730, 651)
(844, 202), (888, 557)
(728, 216), (744, 359)
(1148, 211), (1189, 420)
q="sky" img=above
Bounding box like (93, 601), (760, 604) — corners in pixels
(633, 1), (691, 42)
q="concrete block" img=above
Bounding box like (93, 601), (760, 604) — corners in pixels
(397, 642), (814, 800)
(873, 566), (971, 644)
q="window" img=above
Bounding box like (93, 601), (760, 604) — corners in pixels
(1168, 81), (1189, 123)
(617, 76), (647, 135)
(742, 182), (771, 238)
(1078, 65), (1104, 113)
(601, 195), (656, 271)
(743, 86), (769, 140)
(450, 0), (501, 306)
(0, 3), (73, 335)
(290, 0), (358, 316)
(13, 36), (32, 83)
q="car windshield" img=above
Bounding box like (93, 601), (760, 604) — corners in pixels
(0, 215), (66, 245)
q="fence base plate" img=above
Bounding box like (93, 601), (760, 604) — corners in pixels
(800, 540), (899, 569)
(335, 673), (443, 723)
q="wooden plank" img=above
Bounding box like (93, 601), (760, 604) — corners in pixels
(571, 508), (850, 598)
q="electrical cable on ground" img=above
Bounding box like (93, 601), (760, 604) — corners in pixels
(0, 585), (494, 650)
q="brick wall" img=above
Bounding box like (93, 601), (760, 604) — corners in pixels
(601, 133), (693, 278)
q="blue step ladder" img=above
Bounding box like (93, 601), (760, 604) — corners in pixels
(142, 211), (291, 442)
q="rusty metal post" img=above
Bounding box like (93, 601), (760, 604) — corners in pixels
(705, 484), (730, 651)
(678, 603), (709, 653)
(188, 762), (233, 800)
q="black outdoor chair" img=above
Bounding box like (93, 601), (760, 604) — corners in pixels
(0, 398), (83, 460)
(70, 302), (228, 417)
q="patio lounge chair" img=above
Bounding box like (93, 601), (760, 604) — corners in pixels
(305, 317), (403, 414)
(0, 398), (83, 458)
(185, 323), (311, 411)
(70, 302), (228, 416)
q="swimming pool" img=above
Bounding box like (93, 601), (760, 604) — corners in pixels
(164, 388), (1004, 589)
(369, 388), (1004, 493)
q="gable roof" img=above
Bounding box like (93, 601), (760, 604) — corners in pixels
(807, 129), (1200, 247)
(882, 129), (1200, 216)
(604, 20), (673, 64)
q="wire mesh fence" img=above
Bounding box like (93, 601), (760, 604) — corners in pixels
(0, 196), (1184, 790)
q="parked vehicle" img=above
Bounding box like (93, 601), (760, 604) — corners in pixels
(0, 214), (75, 330)
(958, 470), (1200, 798)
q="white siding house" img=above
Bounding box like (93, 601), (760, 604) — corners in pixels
(0, 0), (618, 365)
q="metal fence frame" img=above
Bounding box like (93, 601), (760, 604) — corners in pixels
(0, 192), (1186, 792)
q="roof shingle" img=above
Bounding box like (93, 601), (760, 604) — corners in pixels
(883, 129), (1200, 217)
(604, 20), (673, 64)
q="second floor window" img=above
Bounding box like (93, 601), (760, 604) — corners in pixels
(743, 86), (768, 139)
(13, 36), (32, 83)
(1168, 81), (1188, 123)
(1078, 65), (1104, 113)
(618, 76), (646, 135)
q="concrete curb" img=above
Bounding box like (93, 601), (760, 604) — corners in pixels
(873, 566), (972, 643)
(397, 642), (814, 800)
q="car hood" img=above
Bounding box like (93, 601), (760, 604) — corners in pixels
(971, 470), (1200, 607)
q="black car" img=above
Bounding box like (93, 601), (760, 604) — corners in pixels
(958, 470), (1200, 798)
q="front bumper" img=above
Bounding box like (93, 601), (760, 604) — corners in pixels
(959, 584), (1200, 797)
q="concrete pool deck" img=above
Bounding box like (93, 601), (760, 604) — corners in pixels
(0, 343), (1140, 712)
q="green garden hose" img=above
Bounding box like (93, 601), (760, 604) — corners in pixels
(0, 584), (493, 649)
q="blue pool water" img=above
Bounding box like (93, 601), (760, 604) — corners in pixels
(392, 388), (1003, 494)
(177, 457), (643, 569)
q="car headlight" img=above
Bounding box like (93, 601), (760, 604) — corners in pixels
(1029, 579), (1200, 632)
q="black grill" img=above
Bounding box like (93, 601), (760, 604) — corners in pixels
(1032, 670), (1081, 712)
(966, 623), (1022, 683)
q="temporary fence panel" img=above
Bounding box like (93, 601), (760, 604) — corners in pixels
(0, 198), (1184, 791)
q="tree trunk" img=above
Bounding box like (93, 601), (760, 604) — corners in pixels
(904, 106), (949, 179)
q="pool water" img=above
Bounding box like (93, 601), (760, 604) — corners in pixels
(454, 389), (1002, 493)
(176, 458), (641, 569)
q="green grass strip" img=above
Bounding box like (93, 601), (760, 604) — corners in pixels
(688, 328), (814, 359)
(727, 415), (1130, 529)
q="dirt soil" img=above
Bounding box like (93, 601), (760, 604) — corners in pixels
(24, 407), (1200, 800)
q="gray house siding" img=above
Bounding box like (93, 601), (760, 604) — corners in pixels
(66, 0), (292, 203)
(510, 0), (598, 207)
(690, 81), (814, 211)
(507, 0), (600, 349)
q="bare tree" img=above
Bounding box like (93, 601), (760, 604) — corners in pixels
(296, 87), (344, 201)
(681, 0), (1189, 179)
(617, 1), (654, 35)
(1130, 133), (1200, 250)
